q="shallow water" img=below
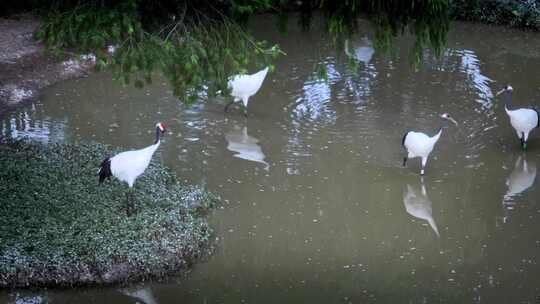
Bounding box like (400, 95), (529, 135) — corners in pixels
(2, 17), (540, 303)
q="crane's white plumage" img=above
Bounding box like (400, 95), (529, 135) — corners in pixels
(506, 107), (538, 144)
(402, 113), (457, 175)
(403, 183), (439, 237)
(109, 143), (160, 187)
(225, 67), (269, 115)
(403, 130), (441, 175)
(497, 85), (539, 149)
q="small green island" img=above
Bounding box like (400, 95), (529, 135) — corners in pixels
(0, 139), (216, 287)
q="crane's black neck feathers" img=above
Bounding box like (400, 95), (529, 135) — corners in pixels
(154, 127), (161, 144)
(98, 157), (112, 183)
(503, 90), (513, 111)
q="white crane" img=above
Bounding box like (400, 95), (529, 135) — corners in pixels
(402, 113), (458, 175)
(496, 85), (539, 150)
(98, 122), (167, 214)
(403, 183), (439, 237)
(224, 67), (269, 117)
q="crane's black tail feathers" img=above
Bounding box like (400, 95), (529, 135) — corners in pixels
(534, 107), (540, 128)
(98, 157), (112, 184)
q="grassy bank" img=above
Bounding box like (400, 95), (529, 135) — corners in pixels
(0, 139), (216, 287)
(451, 0), (540, 30)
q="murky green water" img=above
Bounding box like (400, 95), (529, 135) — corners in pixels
(2, 17), (540, 303)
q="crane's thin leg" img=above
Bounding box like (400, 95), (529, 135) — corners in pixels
(243, 98), (249, 118)
(125, 191), (131, 216)
(130, 190), (136, 215)
(403, 156), (408, 167)
(125, 188), (135, 216)
(522, 132), (527, 150)
(420, 157), (427, 176)
(224, 100), (235, 113)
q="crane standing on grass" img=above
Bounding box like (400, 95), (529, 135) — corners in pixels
(98, 122), (167, 214)
(402, 113), (458, 176)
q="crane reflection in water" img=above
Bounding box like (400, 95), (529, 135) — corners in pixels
(403, 181), (440, 237)
(225, 125), (269, 171)
(503, 155), (537, 223)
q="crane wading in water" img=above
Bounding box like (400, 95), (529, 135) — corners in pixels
(496, 85), (539, 150)
(225, 67), (269, 117)
(402, 113), (458, 175)
(98, 122), (167, 214)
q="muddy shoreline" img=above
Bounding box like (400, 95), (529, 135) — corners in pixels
(0, 15), (94, 118)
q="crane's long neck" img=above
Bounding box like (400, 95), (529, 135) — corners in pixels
(503, 91), (513, 112)
(432, 127), (443, 143)
(147, 129), (161, 157)
(154, 127), (162, 144)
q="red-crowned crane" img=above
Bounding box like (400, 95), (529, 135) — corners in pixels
(402, 113), (458, 175)
(496, 85), (539, 150)
(98, 122), (167, 214)
(225, 67), (269, 117)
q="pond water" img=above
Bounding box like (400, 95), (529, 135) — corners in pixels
(2, 17), (540, 303)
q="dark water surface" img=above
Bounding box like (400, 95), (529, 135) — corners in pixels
(2, 17), (540, 303)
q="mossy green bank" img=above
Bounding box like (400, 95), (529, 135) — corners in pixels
(0, 139), (217, 287)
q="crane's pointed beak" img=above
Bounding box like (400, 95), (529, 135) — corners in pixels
(449, 117), (458, 126)
(495, 88), (505, 96)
